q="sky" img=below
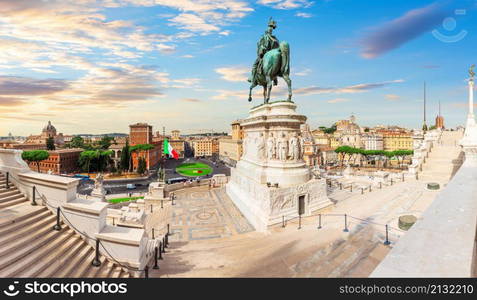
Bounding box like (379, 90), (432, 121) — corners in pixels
(0, 0), (476, 136)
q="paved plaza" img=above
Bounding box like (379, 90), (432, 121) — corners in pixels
(167, 187), (254, 242)
(149, 131), (463, 277)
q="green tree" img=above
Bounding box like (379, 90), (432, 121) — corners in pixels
(46, 137), (55, 150)
(129, 144), (154, 172)
(335, 146), (353, 166)
(22, 150), (49, 173)
(79, 150), (113, 174)
(119, 139), (130, 171)
(79, 150), (98, 175)
(320, 124), (337, 134)
(97, 136), (115, 150)
(70, 136), (85, 149)
(137, 157), (147, 175)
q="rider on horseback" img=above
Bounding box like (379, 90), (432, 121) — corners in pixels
(248, 18), (279, 86)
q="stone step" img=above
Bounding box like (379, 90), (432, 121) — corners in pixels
(52, 242), (93, 278)
(0, 197), (29, 210)
(0, 214), (56, 245)
(0, 209), (52, 237)
(0, 187), (19, 194)
(0, 193), (24, 204)
(0, 226), (68, 270)
(110, 266), (123, 278)
(34, 235), (86, 278)
(69, 248), (97, 277)
(96, 261), (116, 278)
(0, 229), (75, 277)
(0, 189), (20, 198)
(84, 256), (109, 278)
(0, 217), (60, 257)
(0, 206), (47, 229)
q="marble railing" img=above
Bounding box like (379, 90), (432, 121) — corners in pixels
(0, 148), (156, 277)
(371, 145), (477, 277)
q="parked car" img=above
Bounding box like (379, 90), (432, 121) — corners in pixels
(126, 184), (136, 190)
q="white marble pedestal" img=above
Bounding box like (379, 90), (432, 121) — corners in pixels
(226, 101), (333, 231)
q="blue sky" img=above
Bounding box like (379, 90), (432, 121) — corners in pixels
(0, 0), (476, 135)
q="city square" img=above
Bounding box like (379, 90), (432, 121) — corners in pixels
(0, 0), (476, 292)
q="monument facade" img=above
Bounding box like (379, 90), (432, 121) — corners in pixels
(226, 19), (332, 231)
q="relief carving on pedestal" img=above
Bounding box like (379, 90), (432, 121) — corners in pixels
(257, 133), (266, 160)
(289, 133), (299, 161)
(267, 133), (277, 160)
(277, 133), (289, 161)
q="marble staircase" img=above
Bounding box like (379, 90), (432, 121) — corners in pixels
(0, 172), (130, 278)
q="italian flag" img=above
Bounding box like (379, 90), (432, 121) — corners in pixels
(163, 139), (179, 159)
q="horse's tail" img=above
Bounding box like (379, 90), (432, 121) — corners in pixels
(279, 41), (290, 75)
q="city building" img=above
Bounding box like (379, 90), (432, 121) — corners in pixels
(26, 149), (82, 174)
(335, 114), (360, 134)
(219, 121), (243, 166)
(311, 130), (330, 146)
(129, 123), (162, 170)
(171, 130), (180, 140)
(109, 137), (128, 169)
(192, 138), (219, 158)
(24, 121), (65, 147)
(382, 132), (413, 151)
(193, 139), (212, 157)
(362, 133), (384, 151)
(301, 124), (320, 167)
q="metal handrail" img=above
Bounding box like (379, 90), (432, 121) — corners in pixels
(0, 170), (160, 277)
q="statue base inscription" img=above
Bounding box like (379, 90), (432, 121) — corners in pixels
(226, 101), (333, 231)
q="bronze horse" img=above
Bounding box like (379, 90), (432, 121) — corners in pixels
(248, 41), (292, 104)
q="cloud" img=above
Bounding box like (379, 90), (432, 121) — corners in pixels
(0, 96), (28, 107)
(212, 79), (404, 100)
(180, 98), (202, 102)
(215, 66), (249, 82)
(258, 0), (314, 9)
(169, 13), (220, 34)
(385, 94), (400, 101)
(295, 12), (313, 18)
(294, 68), (312, 76)
(327, 98), (350, 104)
(359, 1), (457, 58)
(0, 76), (68, 96)
(294, 80), (405, 96)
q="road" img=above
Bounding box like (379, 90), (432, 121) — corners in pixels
(77, 157), (230, 196)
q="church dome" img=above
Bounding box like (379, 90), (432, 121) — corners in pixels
(43, 121), (56, 132)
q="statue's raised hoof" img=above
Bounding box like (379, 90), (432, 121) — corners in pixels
(248, 97), (252, 102)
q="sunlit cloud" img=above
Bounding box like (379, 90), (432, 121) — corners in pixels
(295, 12), (313, 18)
(258, 0), (314, 10)
(215, 66), (249, 82)
(327, 98), (350, 104)
(385, 94), (400, 101)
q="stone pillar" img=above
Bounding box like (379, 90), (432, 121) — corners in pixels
(461, 78), (477, 164)
(468, 79), (474, 120)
